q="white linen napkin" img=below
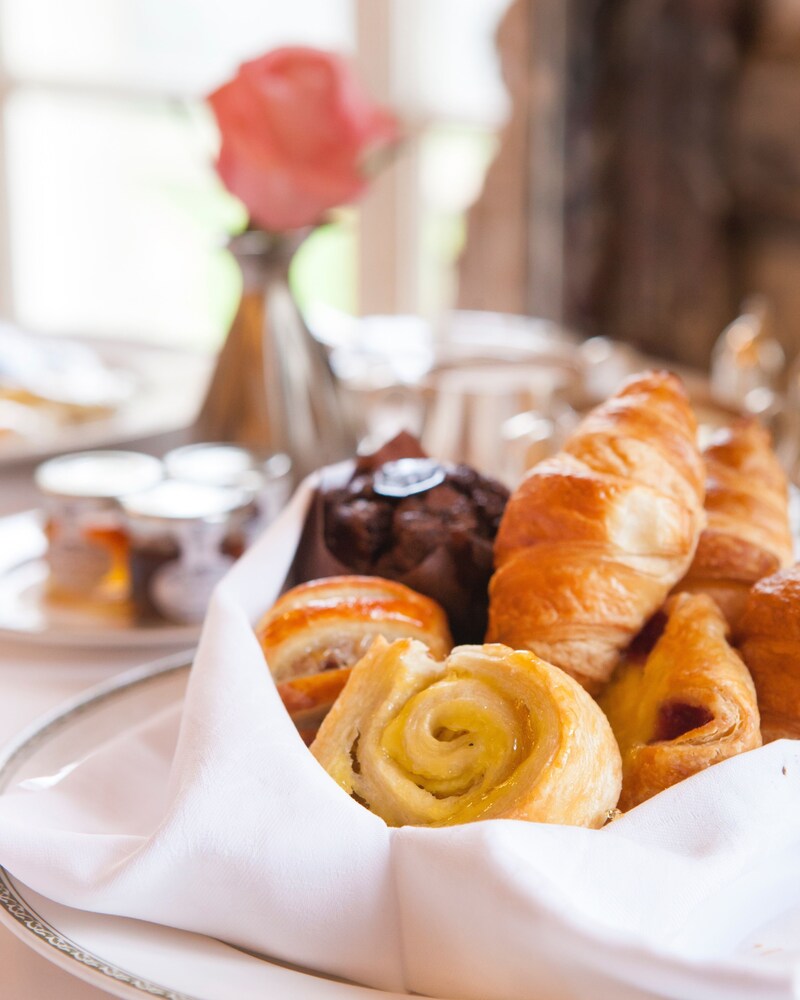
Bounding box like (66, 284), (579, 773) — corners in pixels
(1, 475), (800, 1000)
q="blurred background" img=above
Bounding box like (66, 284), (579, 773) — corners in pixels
(0, 0), (511, 350)
(2, 0), (800, 365)
(3, 0), (800, 492)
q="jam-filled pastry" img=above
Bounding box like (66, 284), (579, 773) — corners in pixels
(487, 370), (705, 693)
(256, 576), (452, 683)
(674, 419), (792, 628)
(311, 638), (622, 828)
(738, 565), (800, 742)
(600, 593), (761, 810)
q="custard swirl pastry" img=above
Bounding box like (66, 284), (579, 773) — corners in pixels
(601, 593), (761, 810)
(738, 565), (800, 742)
(311, 638), (622, 827)
(487, 370), (706, 692)
(674, 418), (792, 628)
(256, 576), (452, 683)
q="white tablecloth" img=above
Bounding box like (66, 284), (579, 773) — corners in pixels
(0, 449), (183, 999)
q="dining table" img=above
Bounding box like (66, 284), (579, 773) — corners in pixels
(0, 433), (187, 1000)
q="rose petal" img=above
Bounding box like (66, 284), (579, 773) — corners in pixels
(208, 46), (399, 231)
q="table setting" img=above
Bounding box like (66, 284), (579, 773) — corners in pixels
(2, 364), (800, 1000)
(3, 28), (800, 1000)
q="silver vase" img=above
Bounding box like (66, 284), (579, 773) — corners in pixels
(194, 229), (355, 480)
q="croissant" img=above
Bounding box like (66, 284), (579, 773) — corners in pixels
(674, 419), (793, 628)
(738, 565), (800, 742)
(487, 370), (705, 692)
(600, 593), (761, 810)
(311, 638), (622, 828)
(256, 576), (452, 683)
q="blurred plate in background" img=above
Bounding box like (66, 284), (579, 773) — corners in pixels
(0, 331), (212, 468)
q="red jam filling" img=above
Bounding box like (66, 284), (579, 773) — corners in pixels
(651, 701), (713, 743)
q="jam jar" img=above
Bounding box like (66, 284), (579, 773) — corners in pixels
(35, 450), (163, 606)
(163, 443), (292, 546)
(120, 480), (250, 624)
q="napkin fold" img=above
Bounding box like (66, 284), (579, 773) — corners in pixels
(1, 476), (800, 1000)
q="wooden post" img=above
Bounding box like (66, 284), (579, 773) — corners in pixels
(457, 0), (536, 316)
(355, 0), (420, 316)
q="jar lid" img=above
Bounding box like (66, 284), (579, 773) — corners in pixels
(120, 480), (248, 523)
(163, 443), (291, 490)
(35, 450), (163, 500)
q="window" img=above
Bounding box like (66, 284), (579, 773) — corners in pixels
(0, 0), (512, 349)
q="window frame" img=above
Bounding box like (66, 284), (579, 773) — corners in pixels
(0, 0), (510, 334)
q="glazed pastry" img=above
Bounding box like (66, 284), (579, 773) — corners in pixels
(256, 576), (452, 683)
(601, 593), (761, 810)
(311, 638), (622, 828)
(277, 668), (352, 746)
(674, 419), (793, 628)
(487, 370), (706, 692)
(738, 565), (800, 742)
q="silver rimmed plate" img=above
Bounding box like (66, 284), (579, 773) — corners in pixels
(0, 511), (201, 648)
(0, 654), (420, 1000)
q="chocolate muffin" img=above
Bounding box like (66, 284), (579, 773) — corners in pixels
(291, 434), (509, 644)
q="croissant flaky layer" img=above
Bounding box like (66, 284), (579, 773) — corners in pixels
(311, 638), (622, 828)
(487, 371), (706, 691)
(256, 576), (452, 683)
(674, 418), (793, 628)
(738, 565), (800, 742)
(600, 593), (761, 811)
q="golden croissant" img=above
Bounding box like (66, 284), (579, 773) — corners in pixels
(487, 370), (706, 692)
(738, 565), (800, 742)
(311, 638), (622, 828)
(674, 418), (792, 628)
(600, 593), (761, 810)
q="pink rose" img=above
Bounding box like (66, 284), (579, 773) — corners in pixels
(208, 47), (399, 232)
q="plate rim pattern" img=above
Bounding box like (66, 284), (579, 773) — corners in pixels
(0, 654), (195, 1000)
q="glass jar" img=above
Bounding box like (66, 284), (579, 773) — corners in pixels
(120, 480), (250, 624)
(35, 450), (163, 606)
(163, 443), (292, 546)
(710, 298), (785, 411)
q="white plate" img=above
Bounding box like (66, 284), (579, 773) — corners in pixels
(0, 511), (201, 648)
(0, 336), (212, 469)
(0, 655), (424, 1000)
